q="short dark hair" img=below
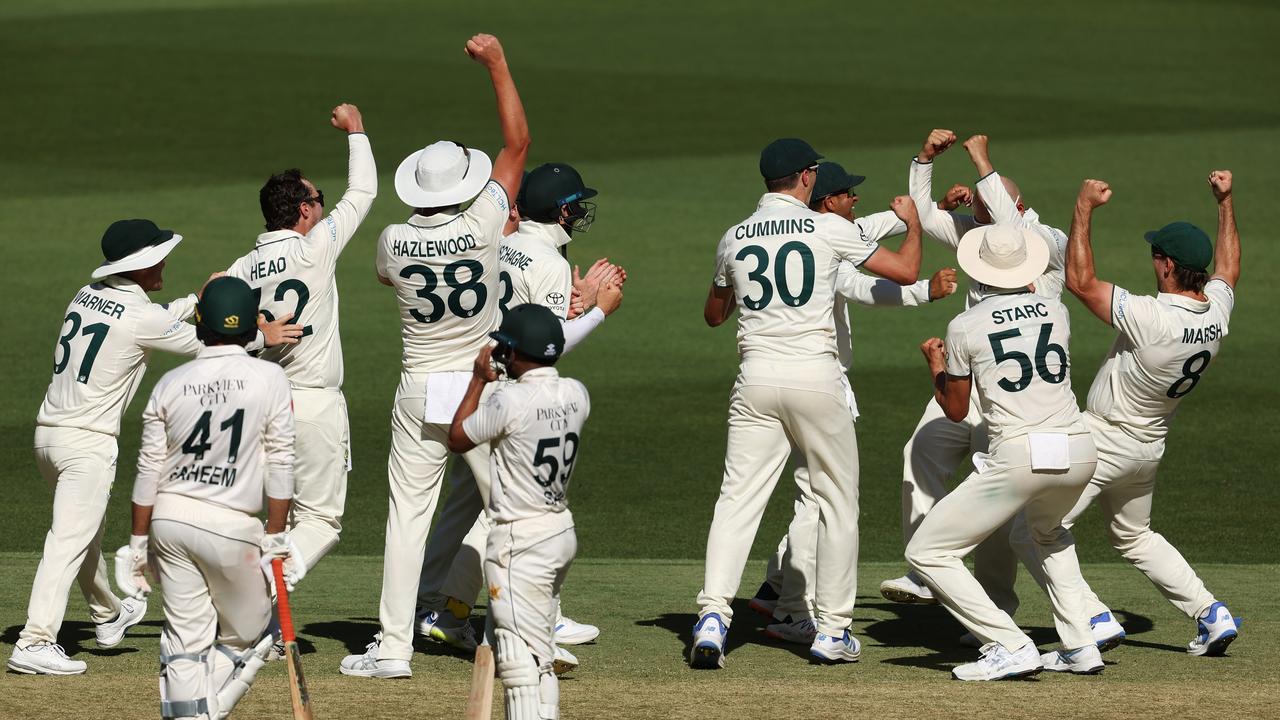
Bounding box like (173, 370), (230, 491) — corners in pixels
(260, 168), (310, 231)
(765, 170), (803, 194)
(1154, 250), (1209, 293)
(196, 324), (255, 347)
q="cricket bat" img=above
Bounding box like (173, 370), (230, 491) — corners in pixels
(465, 642), (495, 720)
(272, 558), (315, 720)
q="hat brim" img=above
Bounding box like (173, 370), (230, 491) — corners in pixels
(395, 147), (492, 208)
(1143, 230), (1159, 244)
(91, 234), (183, 280)
(956, 225), (1050, 290)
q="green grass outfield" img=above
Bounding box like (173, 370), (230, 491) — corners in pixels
(0, 554), (1276, 719)
(1, 0), (1277, 715)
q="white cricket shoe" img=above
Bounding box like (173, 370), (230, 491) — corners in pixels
(1187, 602), (1240, 657)
(339, 635), (411, 679)
(94, 597), (147, 649)
(747, 581), (780, 618)
(879, 574), (936, 605)
(952, 642), (1042, 681)
(7, 642), (87, 675)
(417, 609), (478, 653)
(552, 645), (579, 674)
(765, 616), (817, 645)
(554, 615), (600, 645)
(1090, 611), (1126, 651)
(688, 612), (727, 669)
(810, 630), (861, 663)
(1041, 645), (1104, 675)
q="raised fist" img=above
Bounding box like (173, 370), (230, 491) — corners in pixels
(331, 103), (364, 133)
(466, 34), (506, 67)
(920, 128), (957, 161)
(929, 268), (959, 301)
(920, 337), (947, 368)
(940, 184), (973, 211)
(891, 195), (919, 223)
(962, 134), (989, 159)
(1208, 170), (1232, 202)
(1078, 179), (1112, 209)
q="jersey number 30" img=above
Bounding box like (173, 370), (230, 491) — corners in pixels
(735, 242), (815, 310)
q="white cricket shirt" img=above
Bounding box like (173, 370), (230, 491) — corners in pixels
(945, 291), (1085, 445)
(376, 180), (510, 374)
(1086, 279), (1234, 445)
(713, 193), (880, 361)
(227, 132), (377, 389)
(499, 220), (572, 320)
(132, 344), (294, 515)
(463, 367), (591, 523)
(36, 277), (202, 437)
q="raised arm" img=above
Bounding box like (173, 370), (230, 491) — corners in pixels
(1208, 170), (1240, 288)
(910, 129), (979, 248)
(860, 195), (922, 285)
(324, 103), (377, 252)
(921, 337), (970, 422)
(1066, 179), (1115, 324)
(467, 34), (530, 203)
(965, 135), (1021, 226)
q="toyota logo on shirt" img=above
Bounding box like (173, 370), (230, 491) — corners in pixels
(546, 292), (565, 305)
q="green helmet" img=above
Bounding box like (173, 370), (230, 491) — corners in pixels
(490, 304), (565, 365)
(522, 163), (597, 233)
(196, 276), (258, 338)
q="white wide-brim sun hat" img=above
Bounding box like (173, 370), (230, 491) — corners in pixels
(91, 235), (184, 280)
(956, 224), (1049, 290)
(395, 140), (492, 208)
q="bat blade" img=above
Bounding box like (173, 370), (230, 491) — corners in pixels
(465, 644), (495, 720)
(284, 640), (314, 720)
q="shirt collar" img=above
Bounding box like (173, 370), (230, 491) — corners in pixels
(516, 220), (572, 249)
(408, 208), (463, 228)
(197, 344), (250, 359)
(516, 366), (560, 382)
(256, 229), (301, 248)
(1158, 291), (1210, 312)
(100, 276), (148, 298)
(757, 192), (810, 210)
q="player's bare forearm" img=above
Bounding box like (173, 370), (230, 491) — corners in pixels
(1210, 170), (1240, 287)
(1067, 181), (1115, 325)
(265, 497), (291, 534)
(472, 34), (530, 197)
(704, 283), (736, 327)
(448, 375), (488, 454)
(964, 135), (994, 177)
(937, 374), (971, 422)
(130, 502), (153, 537)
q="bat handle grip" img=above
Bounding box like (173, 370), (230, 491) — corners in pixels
(272, 558), (296, 642)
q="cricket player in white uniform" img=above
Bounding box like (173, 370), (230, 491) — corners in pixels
(340, 33), (529, 679)
(909, 224), (1101, 681)
(694, 138), (924, 667)
(415, 162), (624, 656)
(1015, 173), (1242, 661)
(225, 102), (375, 578)
(446, 304), (591, 720)
(117, 276), (300, 719)
(8, 220), (298, 676)
(882, 130), (1085, 636)
(745, 161), (957, 641)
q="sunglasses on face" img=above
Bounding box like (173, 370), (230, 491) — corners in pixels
(303, 190), (325, 207)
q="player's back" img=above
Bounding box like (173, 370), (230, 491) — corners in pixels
(146, 348), (292, 516)
(715, 194), (879, 362)
(377, 180), (510, 374)
(499, 220), (572, 321)
(1086, 279), (1233, 444)
(37, 278), (197, 436)
(946, 291), (1084, 445)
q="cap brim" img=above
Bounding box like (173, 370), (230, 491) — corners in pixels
(576, 187), (598, 202)
(849, 174), (866, 187)
(1143, 230), (1159, 244)
(394, 147), (493, 208)
(91, 234), (183, 280)
(489, 330), (517, 346)
(956, 226), (1050, 290)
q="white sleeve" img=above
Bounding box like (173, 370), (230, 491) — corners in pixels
(712, 231), (733, 288)
(531, 261), (572, 320)
(161, 293), (198, 322)
(463, 388), (513, 445)
(910, 158), (979, 249)
(943, 316), (972, 378)
(562, 307), (605, 354)
(263, 369), (295, 501)
(136, 305), (202, 357)
(854, 211), (907, 243)
(1110, 285), (1167, 346)
(837, 262), (930, 307)
(823, 215), (879, 267)
(975, 169), (1020, 227)
(304, 132), (377, 261)
(1204, 278), (1235, 317)
(131, 386), (168, 506)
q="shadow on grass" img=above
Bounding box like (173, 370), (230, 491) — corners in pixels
(301, 617), (484, 661)
(635, 598), (798, 663)
(3, 620), (162, 657)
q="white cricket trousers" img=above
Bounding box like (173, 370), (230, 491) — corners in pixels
(150, 494), (270, 720)
(288, 387), (350, 568)
(907, 431), (1098, 652)
(20, 426), (123, 647)
(1013, 412), (1217, 620)
(486, 511), (577, 668)
(697, 357), (859, 638)
(377, 371), (490, 662)
(901, 395), (1021, 615)
(417, 459), (492, 613)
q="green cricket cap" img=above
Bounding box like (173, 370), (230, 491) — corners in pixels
(1144, 221), (1212, 272)
(196, 276), (258, 337)
(759, 138), (821, 180)
(490, 303), (565, 363)
(809, 161), (866, 205)
(523, 163), (597, 219)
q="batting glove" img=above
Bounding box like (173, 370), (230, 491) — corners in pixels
(259, 532), (307, 592)
(113, 535), (151, 600)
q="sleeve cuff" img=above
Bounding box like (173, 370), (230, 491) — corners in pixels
(855, 244), (880, 268)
